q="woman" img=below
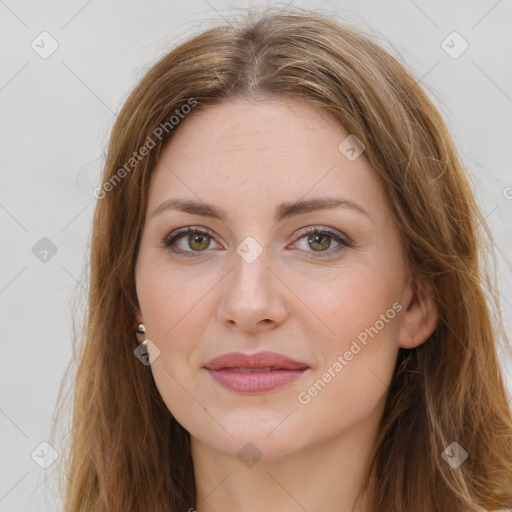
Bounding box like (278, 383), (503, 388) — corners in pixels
(52, 7), (512, 512)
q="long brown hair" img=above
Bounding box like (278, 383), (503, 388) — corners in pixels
(50, 7), (512, 511)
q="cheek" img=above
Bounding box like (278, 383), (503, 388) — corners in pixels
(300, 260), (401, 344)
(135, 265), (209, 425)
(136, 259), (218, 343)
(295, 267), (401, 406)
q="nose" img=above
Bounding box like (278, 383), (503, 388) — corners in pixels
(216, 244), (289, 334)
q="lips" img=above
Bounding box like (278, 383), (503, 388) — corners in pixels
(204, 351), (309, 393)
(204, 351), (309, 371)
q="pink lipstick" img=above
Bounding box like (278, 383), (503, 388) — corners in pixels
(204, 351), (309, 393)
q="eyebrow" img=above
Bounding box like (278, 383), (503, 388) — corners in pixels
(151, 197), (372, 223)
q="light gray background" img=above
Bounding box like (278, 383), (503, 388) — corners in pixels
(1, 1), (511, 510)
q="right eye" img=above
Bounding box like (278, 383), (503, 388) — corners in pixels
(163, 227), (222, 258)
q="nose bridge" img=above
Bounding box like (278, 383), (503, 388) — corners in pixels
(230, 234), (272, 298)
(217, 234), (287, 330)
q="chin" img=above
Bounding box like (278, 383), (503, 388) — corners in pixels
(188, 410), (314, 461)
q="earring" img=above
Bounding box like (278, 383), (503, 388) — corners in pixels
(136, 323), (148, 346)
(133, 323), (160, 365)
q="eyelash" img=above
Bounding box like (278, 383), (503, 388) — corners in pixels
(162, 226), (352, 259)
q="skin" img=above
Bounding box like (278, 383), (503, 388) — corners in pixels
(134, 96), (438, 512)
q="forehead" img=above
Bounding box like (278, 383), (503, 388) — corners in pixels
(147, 96), (385, 222)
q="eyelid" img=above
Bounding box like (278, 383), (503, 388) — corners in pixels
(292, 225), (351, 245)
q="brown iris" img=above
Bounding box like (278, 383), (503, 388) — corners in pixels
(308, 233), (331, 252)
(188, 233), (210, 251)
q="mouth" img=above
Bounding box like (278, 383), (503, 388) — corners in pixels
(221, 366), (287, 372)
(204, 351), (310, 393)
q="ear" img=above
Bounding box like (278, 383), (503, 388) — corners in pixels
(397, 274), (438, 349)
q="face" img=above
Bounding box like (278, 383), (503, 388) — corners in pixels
(134, 96), (416, 461)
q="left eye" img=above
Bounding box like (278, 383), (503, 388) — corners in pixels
(289, 227), (350, 258)
(163, 226), (350, 258)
